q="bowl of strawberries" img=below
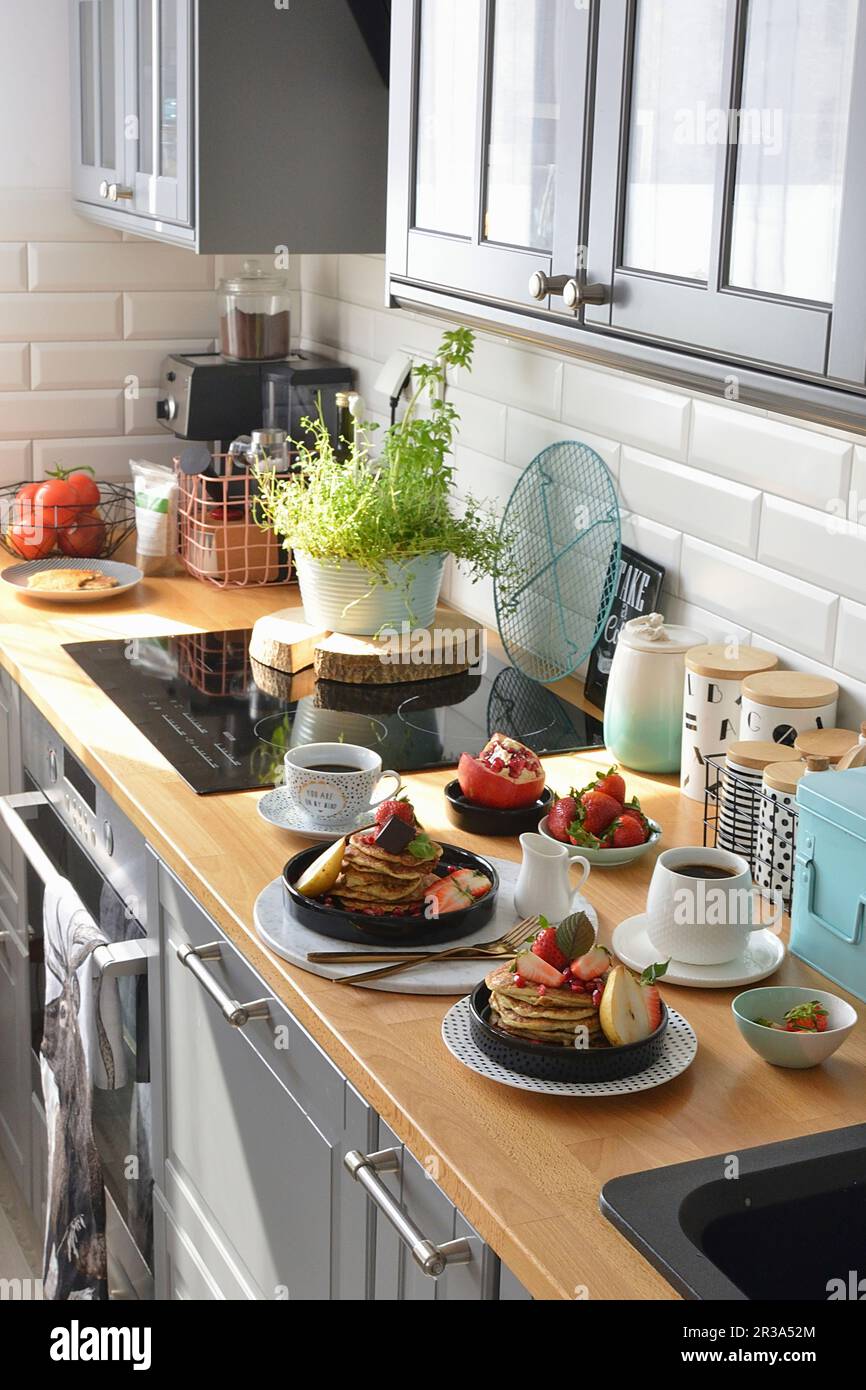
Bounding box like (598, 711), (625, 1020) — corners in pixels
(540, 766), (662, 866)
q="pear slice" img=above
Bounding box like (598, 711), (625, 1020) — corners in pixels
(295, 838), (347, 898)
(598, 965), (652, 1046)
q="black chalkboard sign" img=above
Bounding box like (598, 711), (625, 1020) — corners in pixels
(584, 545), (666, 711)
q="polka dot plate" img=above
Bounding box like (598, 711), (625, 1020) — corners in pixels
(441, 995), (697, 1097)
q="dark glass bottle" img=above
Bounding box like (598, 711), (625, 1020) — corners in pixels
(334, 391), (355, 463)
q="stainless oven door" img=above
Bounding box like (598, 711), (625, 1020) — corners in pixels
(0, 790), (155, 1299)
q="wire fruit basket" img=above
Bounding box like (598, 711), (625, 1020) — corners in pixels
(0, 481), (135, 561)
(175, 456), (293, 589)
(702, 751), (800, 914)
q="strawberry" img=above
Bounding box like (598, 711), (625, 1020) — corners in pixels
(450, 868), (492, 900)
(424, 872), (471, 916)
(783, 1000), (829, 1032)
(639, 961), (669, 1033)
(571, 945), (612, 981)
(591, 766), (626, 805)
(547, 795), (579, 842)
(579, 789), (622, 837)
(375, 796), (415, 828)
(609, 815), (648, 849)
(513, 951), (565, 988)
(531, 926), (568, 972)
(619, 798), (650, 834)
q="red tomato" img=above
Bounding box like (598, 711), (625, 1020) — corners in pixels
(6, 524), (56, 561)
(65, 471), (101, 509)
(34, 477), (84, 530)
(58, 511), (106, 559)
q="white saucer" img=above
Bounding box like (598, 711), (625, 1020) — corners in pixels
(257, 786), (376, 843)
(612, 913), (786, 989)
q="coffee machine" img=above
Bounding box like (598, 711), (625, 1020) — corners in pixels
(156, 351), (355, 451)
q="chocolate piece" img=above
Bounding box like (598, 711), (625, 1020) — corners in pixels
(374, 815), (416, 855)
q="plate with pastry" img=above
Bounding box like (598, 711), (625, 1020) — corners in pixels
(281, 793), (499, 945)
(2, 557), (143, 603)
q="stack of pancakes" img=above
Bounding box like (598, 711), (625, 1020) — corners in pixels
(335, 828), (444, 913)
(485, 963), (605, 1048)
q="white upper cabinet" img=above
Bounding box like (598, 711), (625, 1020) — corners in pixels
(388, 0), (866, 424)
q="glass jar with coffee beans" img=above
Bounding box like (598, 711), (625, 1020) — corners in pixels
(218, 258), (291, 362)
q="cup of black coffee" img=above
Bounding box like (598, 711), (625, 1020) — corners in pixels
(283, 743), (401, 826)
(645, 847), (776, 965)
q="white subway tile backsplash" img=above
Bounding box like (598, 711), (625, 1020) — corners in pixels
(301, 255), (339, 298)
(453, 446), (520, 514)
(0, 191), (122, 243)
(300, 293), (372, 358)
(372, 306), (446, 364)
(457, 336), (563, 418)
(621, 515), (683, 596)
(0, 390), (123, 440)
(690, 400), (853, 509)
(504, 406), (620, 478)
(214, 254), (299, 289)
(338, 254), (388, 309)
(123, 291), (218, 340)
(0, 441), (32, 484)
(852, 447), (866, 509)
(759, 494), (866, 607)
(0, 245), (27, 292)
(124, 388), (164, 435)
(29, 242), (213, 292)
(681, 536), (838, 663)
(0, 293), (122, 341)
(662, 592), (752, 646)
(32, 339), (212, 391)
(448, 387), (507, 461)
(33, 434), (179, 481)
(620, 447), (760, 557)
(563, 364), (691, 460)
(0, 345), (29, 392)
(836, 600), (866, 685)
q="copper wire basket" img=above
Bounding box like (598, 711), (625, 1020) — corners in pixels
(175, 456), (293, 589)
(0, 480), (135, 561)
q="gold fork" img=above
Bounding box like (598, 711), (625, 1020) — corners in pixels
(333, 917), (539, 987)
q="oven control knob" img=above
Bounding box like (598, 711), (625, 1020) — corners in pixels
(103, 821), (114, 857)
(47, 748), (58, 784)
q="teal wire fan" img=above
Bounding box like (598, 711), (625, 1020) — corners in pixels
(494, 441), (621, 685)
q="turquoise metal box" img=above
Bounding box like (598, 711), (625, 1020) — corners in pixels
(791, 768), (866, 1002)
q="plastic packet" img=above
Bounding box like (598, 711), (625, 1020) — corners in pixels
(130, 460), (178, 576)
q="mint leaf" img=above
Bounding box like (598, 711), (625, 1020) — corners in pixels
(408, 834), (435, 860)
(555, 912), (595, 962)
(640, 959), (670, 985)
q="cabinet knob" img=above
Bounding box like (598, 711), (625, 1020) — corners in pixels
(100, 182), (134, 202)
(563, 279), (608, 310)
(528, 271), (572, 302)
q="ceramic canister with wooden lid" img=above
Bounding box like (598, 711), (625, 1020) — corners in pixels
(757, 760), (808, 904)
(794, 727), (860, 766)
(680, 644), (779, 802)
(717, 740), (800, 861)
(739, 671), (839, 747)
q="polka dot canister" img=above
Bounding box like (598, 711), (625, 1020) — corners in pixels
(757, 760), (807, 905)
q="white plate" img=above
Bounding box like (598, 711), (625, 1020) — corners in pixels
(441, 995), (697, 1096)
(612, 913), (786, 988)
(257, 786), (378, 843)
(2, 557), (143, 604)
(253, 863), (599, 995)
(539, 814), (662, 866)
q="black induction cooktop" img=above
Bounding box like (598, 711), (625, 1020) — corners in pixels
(63, 629), (604, 795)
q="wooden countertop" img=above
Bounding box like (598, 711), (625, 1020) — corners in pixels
(2, 567), (865, 1301)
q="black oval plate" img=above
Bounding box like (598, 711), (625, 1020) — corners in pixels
(282, 843), (500, 946)
(469, 982), (668, 1083)
(443, 781), (553, 837)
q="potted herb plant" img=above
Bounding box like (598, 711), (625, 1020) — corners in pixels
(255, 328), (513, 634)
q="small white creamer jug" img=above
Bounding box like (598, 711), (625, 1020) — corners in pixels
(514, 833), (591, 924)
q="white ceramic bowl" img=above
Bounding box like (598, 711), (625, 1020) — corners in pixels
(732, 986), (857, 1069)
(538, 814), (662, 867)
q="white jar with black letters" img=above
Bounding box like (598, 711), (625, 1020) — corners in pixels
(680, 645), (778, 802)
(739, 672), (838, 747)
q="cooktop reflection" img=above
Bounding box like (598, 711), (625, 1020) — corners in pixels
(63, 629), (604, 795)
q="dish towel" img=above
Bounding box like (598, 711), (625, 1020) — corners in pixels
(40, 877), (126, 1301)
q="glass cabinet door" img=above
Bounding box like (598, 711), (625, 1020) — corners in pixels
(586, 0), (863, 377)
(71, 0), (126, 205)
(127, 0), (192, 226)
(393, 0), (593, 311)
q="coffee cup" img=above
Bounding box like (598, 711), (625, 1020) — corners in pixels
(645, 847), (781, 966)
(283, 744), (401, 826)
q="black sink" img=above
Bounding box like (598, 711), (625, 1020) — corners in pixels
(601, 1124), (866, 1300)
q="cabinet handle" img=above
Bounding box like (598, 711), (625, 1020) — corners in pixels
(344, 1148), (473, 1279)
(528, 271), (608, 309)
(176, 941), (271, 1028)
(99, 180), (134, 202)
(528, 271), (572, 301)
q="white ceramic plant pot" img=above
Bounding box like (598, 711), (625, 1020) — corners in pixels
(294, 551), (447, 635)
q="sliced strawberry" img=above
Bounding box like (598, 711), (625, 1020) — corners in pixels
(450, 868), (492, 900)
(531, 927), (568, 972)
(424, 872), (471, 916)
(513, 951), (565, 988)
(639, 961), (669, 1033)
(547, 795), (579, 842)
(571, 945), (612, 981)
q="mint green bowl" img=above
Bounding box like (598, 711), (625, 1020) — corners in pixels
(732, 986), (857, 1069)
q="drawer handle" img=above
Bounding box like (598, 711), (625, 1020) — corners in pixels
(344, 1148), (473, 1279)
(177, 941), (271, 1028)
